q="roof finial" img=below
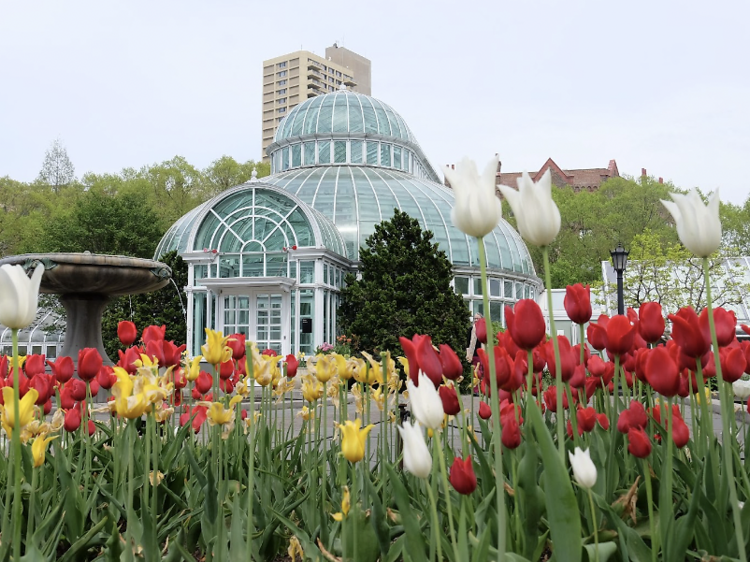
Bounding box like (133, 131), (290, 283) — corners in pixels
(338, 82), (347, 91)
(250, 168), (258, 182)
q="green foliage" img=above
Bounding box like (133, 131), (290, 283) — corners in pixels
(338, 208), (471, 357)
(101, 251), (188, 359)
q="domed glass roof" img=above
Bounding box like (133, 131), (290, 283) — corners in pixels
(274, 90), (417, 145)
(262, 165), (535, 274)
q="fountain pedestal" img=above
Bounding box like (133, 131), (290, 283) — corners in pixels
(0, 253), (172, 364)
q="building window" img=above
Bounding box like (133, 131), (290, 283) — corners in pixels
(277, 70), (287, 77)
(350, 140), (363, 164)
(278, 97), (286, 104)
(328, 76), (335, 83)
(278, 79), (287, 86)
(277, 61), (287, 68)
(277, 88), (286, 95)
(304, 142), (315, 165)
(454, 276), (469, 295)
(277, 107), (286, 114)
(336, 71), (342, 77)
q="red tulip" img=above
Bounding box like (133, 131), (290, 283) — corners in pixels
(398, 335), (421, 386)
(569, 364), (586, 389)
(669, 307), (710, 358)
(48, 356), (74, 383)
(586, 355), (606, 378)
(59, 385), (76, 409)
(449, 456), (477, 494)
(545, 336), (576, 382)
(645, 346), (680, 397)
(162, 340), (186, 368)
(700, 307), (737, 348)
(475, 318), (487, 345)
(117, 321), (138, 347)
(439, 385), (461, 416)
(118, 346), (142, 375)
(501, 415), (521, 449)
(141, 325), (166, 346)
(43, 399), (52, 415)
(226, 333), (246, 360)
(64, 408), (82, 432)
(543, 385), (571, 411)
(596, 412), (609, 430)
(505, 300), (546, 350)
(576, 407), (597, 433)
(285, 354), (299, 378)
(605, 315), (635, 356)
(88, 378), (100, 397)
(627, 427), (652, 458)
(173, 368), (187, 389)
(439, 344), (463, 381)
(638, 302), (664, 343)
(564, 284), (592, 325)
(25, 354), (46, 376)
(416, 335), (443, 387)
(78, 348), (103, 381)
(180, 405), (208, 433)
(586, 315), (609, 351)
(671, 415), (690, 448)
(0, 355), (8, 378)
(478, 401), (492, 419)
(617, 400), (647, 433)
(29, 374), (50, 405)
(720, 346), (746, 383)
(195, 371), (213, 394)
(145, 340), (166, 366)
(219, 359), (234, 380)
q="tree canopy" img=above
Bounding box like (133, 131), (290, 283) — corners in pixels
(338, 208), (471, 357)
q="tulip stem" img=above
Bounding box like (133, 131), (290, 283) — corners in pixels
(425, 478), (443, 562)
(477, 236), (506, 561)
(434, 431), (460, 561)
(642, 458), (657, 562)
(587, 488), (599, 562)
(245, 345), (256, 558)
(704, 257), (747, 561)
(543, 246), (565, 461)
(11, 328), (22, 562)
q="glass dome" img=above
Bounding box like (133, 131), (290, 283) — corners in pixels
(262, 165), (534, 273)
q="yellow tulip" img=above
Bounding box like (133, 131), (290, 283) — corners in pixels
(288, 536), (304, 562)
(333, 354), (347, 378)
(297, 406), (314, 421)
(343, 357), (365, 381)
(207, 402), (234, 426)
(331, 486), (351, 521)
(301, 375), (324, 403)
(31, 433), (58, 468)
(201, 328), (232, 366)
(255, 358), (274, 387)
(154, 405), (174, 423)
(111, 368), (149, 419)
(372, 386), (385, 411)
(1, 387), (39, 434)
(312, 354), (336, 383)
(397, 356), (410, 378)
(358, 352), (382, 385)
(186, 356), (203, 382)
(338, 419), (374, 463)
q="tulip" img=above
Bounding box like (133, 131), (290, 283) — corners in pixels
(733, 378), (750, 400)
(438, 384), (461, 416)
(568, 447), (597, 489)
(63, 407), (81, 432)
(141, 324), (166, 346)
(0, 263), (45, 329)
(25, 354), (45, 376)
(475, 318), (487, 345)
(311, 354), (337, 383)
(699, 307), (737, 348)
(1, 387), (38, 433)
(31, 433), (57, 467)
(661, 188), (721, 258)
(586, 316), (609, 351)
(439, 344), (463, 381)
(617, 400), (648, 433)
(219, 359), (234, 380)
(564, 284), (592, 325)
(301, 375), (323, 403)
(97, 366), (117, 390)
(339, 418), (374, 463)
(721, 347), (746, 383)
(478, 401), (492, 419)
(28, 374), (50, 405)
(195, 371), (213, 395)
(285, 354), (299, 378)
(331, 487), (351, 522)
(444, 155), (503, 238)
(47, 356), (73, 383)
(407, 373), (445, 430)
(415, 335), (443, 387)
(498, 169), (561, 247)
(206, 402), (234, 426)
(545, 336), (576, 382)
(226, 333), (246, 360)
(627, 427), (652, 458)
(397, 421), (432, 478)
(78, 348), (103, 381)
(201, 328), (232, 366)
(449, 456), (477, 494)
(638, 302), (665, 343)
(117, 321), (138, 347)
(645, 347), (680, 397)
(669, 307), (710, 358)
(501, 415), (522, 449)
(505, 300), (546, 350)
(605, 315), (635, 357)
(162, 340), (186, 368)
(576, 407), (597, 433)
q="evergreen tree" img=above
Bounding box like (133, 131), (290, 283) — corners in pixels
(37, 138), (75, 191)
(339, 209), (471, 358)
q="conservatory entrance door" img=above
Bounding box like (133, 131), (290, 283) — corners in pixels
(219, 290), (289, 355)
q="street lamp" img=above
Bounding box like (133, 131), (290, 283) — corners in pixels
(610, 243), (629, 315)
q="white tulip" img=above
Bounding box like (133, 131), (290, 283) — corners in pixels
(733, 379), (750, 400)
(444, 156), (503, 238)
(0, 264), (45, 329)
(568, 447), (597, 489)
(497, 169), (561, 247)
(406, 372), (444, 430)
(660, 188), (721, 258)
(397, 420), (432, 479)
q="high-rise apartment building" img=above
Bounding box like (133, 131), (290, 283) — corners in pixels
(261, 46), (371, 161)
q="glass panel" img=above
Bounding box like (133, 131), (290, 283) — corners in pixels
(46, 345), (57, 359)
(350, 140), (363, 164)
(299, 289), (315, 356)
(361, 97), (379, 134)
(393, 146), (402, 169)
(193, 292), (207, 356)
(366, 141), (378, 165)
(304, 142), (315, 165)
(504, 280), (513, 298)
(471, 301), (484, 317)
(281, 146), (289, 171)
(524, 285), (530, 298)
(473, 277), (483, 296)
(323, 263), (329, 284)
(380, 143), (391, 167)
(219, 255), (240, 278)
(348, 97), (364, 132)
(454, 276), (469, 295)
(242, 254), (264, 277)
(490, 278), (501, 297)
(300, 261), (314, 283)
(490, 302), (504, 327)
(334, 141), (346, 163)
(516, 283), (523, 300)
(291, 144), (301, 167)
(318, 141), (331, 164)
(317, 98), (333, 133)
(332, 94), (349, 132)
(302, 95), (323, 135)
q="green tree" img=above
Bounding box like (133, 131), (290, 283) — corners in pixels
(202, 156), (270, 198)
(101, 251), (188, 359)
(338, 209), (471, 358)
(37, 138), (75, 191)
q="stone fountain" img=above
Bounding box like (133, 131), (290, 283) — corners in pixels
(0, 253), (171, 364)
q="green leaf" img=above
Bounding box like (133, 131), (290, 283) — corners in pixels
(583, 542), (618, 562)
(527, 403), (582, 562)
(364, 474), (391, 559)
(671, 466), (704, 562)
(385, 465), (428, 562)
(57, 516), (108, 562)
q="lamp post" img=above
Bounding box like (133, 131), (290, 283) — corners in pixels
(610, 243), (629, 315)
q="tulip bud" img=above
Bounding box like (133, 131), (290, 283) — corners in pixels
(568, 447), (597, 489)
(48, 356), (74, 383)
(397, 421), (432, 478)
(438, 385), (461, 416)
(661, 188), (721, 258)
(564, 284), (592, 325)
(78, 348), (103, 381)
(498, 169), (561, 247)
(627, 427), (652, 458)
(444, 156), (503, 238)
(117, 321), (138, 347)
(449, 456), (477, 494)
(0, 263), (45, 329)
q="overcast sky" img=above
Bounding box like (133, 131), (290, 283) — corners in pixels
(1, 1), (748, 204)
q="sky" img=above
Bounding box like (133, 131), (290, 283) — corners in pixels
(1, 1), (748, 204)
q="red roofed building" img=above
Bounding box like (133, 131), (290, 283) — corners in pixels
(496, 158), (619, 193)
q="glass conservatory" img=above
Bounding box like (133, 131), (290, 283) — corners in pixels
(156, 88), (542, 357)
